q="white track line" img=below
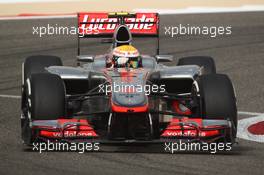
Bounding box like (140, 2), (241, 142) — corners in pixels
(134, 5), (264, 14)
(0, 94), (21, 99)
(0, 0), (74, 3)
(238, 111), (264, 116)
(0, 15), (76, 20)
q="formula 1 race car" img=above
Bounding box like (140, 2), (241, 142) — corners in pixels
(21, 12), (237, 147)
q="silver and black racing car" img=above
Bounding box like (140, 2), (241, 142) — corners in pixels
(21, 12), (237, 147)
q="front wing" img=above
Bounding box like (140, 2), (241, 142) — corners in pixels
(31, 116), (233, 144)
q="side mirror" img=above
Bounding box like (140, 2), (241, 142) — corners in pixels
(155, 55), (173, 63)
(77, 55), (94, 63)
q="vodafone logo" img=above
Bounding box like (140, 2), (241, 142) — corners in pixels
(163, 130), (205, 137)
(166, 130), (196, 137)
(52, 131), (94, 137)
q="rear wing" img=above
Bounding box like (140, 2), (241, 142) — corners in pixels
(77, 12), (160, 55)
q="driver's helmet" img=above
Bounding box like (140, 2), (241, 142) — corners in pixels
(112, 45), (141, 68)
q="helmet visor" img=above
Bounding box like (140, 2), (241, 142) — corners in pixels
(129, 57), (139, 68)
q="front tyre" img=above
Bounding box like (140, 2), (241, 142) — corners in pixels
(177, 56), (216, 74)
(22, 55), (62, 85)
(196, 74), (237, 141)
(22, 73), (66, 145)
(21, 55), (63, 124)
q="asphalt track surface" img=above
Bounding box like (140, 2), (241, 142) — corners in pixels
(0, 12), (264, 175)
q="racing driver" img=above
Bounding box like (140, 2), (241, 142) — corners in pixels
(106, 45), (142, 68)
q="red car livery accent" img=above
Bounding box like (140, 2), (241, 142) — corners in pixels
(111, 101), (148, 113)
(172, 100), (192, 116)
(161, 118), (220, 138)
(35, 119), (98, 138)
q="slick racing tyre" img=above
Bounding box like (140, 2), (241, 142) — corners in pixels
(22, 55), (63, 85)
(177, 56), (216, 74)
(27, 73), (66, 120)
(22, 73), (65, 145)
(196, 74), (237, 141)
(21, 55), (63, 119)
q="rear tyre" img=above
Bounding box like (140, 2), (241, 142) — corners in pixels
(177, 56), (216, 74)
(22, 73), (65, 145)
(196, 74), (237, 141)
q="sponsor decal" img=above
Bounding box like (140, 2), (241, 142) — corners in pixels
(78, 13), (158, 35)
(37, 119), (98, 138)
(163, 130), (199, 137)
(40, 130), (98, 138)
(161, 130), (219, 137)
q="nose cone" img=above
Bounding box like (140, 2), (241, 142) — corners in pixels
(110, 69), (148, 107)
(112, 89), (147, 107)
